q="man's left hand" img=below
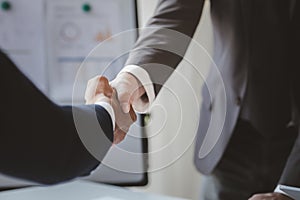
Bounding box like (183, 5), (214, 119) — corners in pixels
(249, 193), (293, 200)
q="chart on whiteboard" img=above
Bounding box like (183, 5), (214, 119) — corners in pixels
(46, 0), (137, 103)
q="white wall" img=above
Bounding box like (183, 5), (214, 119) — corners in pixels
(133, 1), (214, 200)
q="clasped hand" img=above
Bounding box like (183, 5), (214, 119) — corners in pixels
(85, 73), (147, 144)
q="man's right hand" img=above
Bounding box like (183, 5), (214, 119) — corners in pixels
(110, 72), (149, 113)
(110, 89), (137, 144)
(85, 76), (137, 144)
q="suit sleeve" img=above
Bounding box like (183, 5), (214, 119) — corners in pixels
(125, 0), (204, 94)
(0, 50), (113, 185)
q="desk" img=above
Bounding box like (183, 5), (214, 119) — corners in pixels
(0, 180), (186, 200)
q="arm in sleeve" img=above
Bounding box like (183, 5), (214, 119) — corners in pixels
(0, 50), (113, 185)
(125, 0), (204, 95)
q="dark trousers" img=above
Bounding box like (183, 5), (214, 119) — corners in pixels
(200, 119), (297, 200)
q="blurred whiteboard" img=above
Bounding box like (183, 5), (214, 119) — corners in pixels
(45, 0), (137, 103)
(0, 0), (47, 91)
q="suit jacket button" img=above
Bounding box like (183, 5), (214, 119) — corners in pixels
(236, 96), (242, 106)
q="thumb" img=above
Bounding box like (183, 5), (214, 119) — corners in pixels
(116, 89), (131, 113)
(110, 74), (137, 113)
(120, 102), (130, 114)
(98, 76), (113, 97)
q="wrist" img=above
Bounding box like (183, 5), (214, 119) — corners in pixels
(118, 65), (155, 113)
(95, 101), (115, 130)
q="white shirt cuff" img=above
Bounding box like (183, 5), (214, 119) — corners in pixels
(119, 65), (155, 113)
(275, 185), (293, 198)
(94, 102), (115, 130)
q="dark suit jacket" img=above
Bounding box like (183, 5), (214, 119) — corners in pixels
(125, 0), (300, 187)
(0, 51), (113, 184)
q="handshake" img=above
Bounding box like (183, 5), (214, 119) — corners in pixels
(84, 73), (148, 144)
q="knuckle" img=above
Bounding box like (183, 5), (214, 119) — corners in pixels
(118, 93), (130, 103)
(96, 76), (102, 81)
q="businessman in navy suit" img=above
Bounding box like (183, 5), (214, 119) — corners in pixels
(0, 50), (135, 184)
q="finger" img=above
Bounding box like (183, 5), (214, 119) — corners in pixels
(110, 75), (137, 113)
(97, 76), (113, 97)
(85, 76), (99, 102)
(129, 105), (137, 122)
(116, 89), (131, 113)
(85, 76), (112, 102)
(110, 79), (131, 113)
(113, 128), (127, 144)
(93, 93), (111, 104)
(129, 85), (146, 105)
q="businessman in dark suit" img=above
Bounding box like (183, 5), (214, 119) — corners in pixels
(0, 50), (135, 185)
(86, 0), (300, 199)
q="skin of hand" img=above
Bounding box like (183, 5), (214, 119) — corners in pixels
(85, 76), (137, 144)
(249, 193), (293, 200)
(110, 89), (137, 144)
(110, 72), (148, 113)
(85, 76), (113, 103)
